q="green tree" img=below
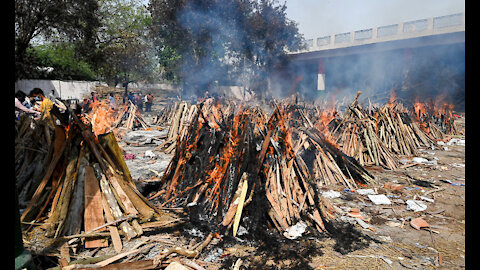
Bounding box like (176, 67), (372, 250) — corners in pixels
(148, 0), (304, 97)
(15, 0), (100, 80)
(92, 0), (158, 87)
(27, 44), (97, 80)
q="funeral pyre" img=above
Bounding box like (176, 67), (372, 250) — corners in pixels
(16, 102), (180, 253)
(147, 91), (460, 240)
(148, 97), (376, 240)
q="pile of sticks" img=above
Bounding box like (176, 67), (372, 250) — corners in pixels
(331, 93), (400, 170)
(19, 104), (180, 253)
(15, 115), (55, 208)
(111, 101), (150, 137)
(412, 101), (458, 138)
(152, 101), (198, 154)
(373, 102), (436, 157)
(152, 102), (177, 127)
(150, 98), (375, 238)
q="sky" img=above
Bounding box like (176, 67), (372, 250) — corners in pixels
(284, 0), (465, 39)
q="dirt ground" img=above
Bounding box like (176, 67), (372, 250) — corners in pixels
(107, 106), (465, 269)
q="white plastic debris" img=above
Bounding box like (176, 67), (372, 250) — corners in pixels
(186, 201), (198, 207)
(412, 157), (429, 163)
(144, 150), (156, 158)
(237, 225), (248, 236)
(367, 194), (392, 205)
(447, 138), (465, 146)
(451, 163), (465, 168)
(321, 190), (341, 199)
(406, 200), (428, 212)
(356, 189), (376, 195)
(419, 196), (434, 203)
(283, 221), (308, 240)
(412, 157), (437, 165)
(355, 218), (372, 230)
(378, 235), (392, 242)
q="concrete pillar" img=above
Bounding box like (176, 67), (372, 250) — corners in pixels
(398, 22), (404, 34)
(427, 17), (434, 31)
(317, 59), (325, 91)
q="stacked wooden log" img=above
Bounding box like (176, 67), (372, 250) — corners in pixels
(372, 102), (436, 157)
(331, 92), (401, 170)
(15, 115), (55, 208)
(151, 102), (198, 154)
(19, 104), (180, 252)
(111, 101), (150, 137)
(412, 100), (458, 139)
(150, 98), (375, 238)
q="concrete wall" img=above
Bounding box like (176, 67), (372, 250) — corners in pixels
(15, 79), (107, 100)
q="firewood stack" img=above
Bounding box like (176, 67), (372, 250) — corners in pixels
(150, 98), (375, 238)
(152, 101), (177, 127)
(19, 104), (180, 252)
(412, 100), (458, 139)
(432, 103), (458, 135)
(15, 115), (55, 208)
(373, 102), (436, 157)
(111, 101), (150, 138)
(331, 92), (401, 170)
(161, 102), (197, 154)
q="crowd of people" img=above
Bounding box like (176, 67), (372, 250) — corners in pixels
(126, 91), (154, 112)
(15, 87), (155, 122)
(15, 88), (55, 121)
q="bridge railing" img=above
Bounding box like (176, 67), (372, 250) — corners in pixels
(295, 12), (464, 53)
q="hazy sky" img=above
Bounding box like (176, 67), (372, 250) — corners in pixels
(284, 0), (465, 39)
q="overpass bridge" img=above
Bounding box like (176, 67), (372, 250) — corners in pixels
(276, 13), (465, 100)
(289, 12), (465, 60)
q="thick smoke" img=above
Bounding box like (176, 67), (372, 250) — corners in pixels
(283, 42), (465, 110)
(176, 2), (244, 99)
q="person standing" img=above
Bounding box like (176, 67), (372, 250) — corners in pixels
(30, 88), (54, 126)
(91, 91), (99, 103)
(127, 92), (135, 104)
(109, 93), (116, 109)
(145, 92), (154, 112)
(81, 98), (92, 113)
(134, 93), (143, 112)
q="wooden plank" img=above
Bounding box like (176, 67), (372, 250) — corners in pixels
(95, 164), (138, 240)
(20, 135), (69, 222)
(102, 194), (123, 253)
(84, 165), (108, 248)
(233, 175), (248, 237)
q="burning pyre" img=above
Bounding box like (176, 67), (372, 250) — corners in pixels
(148, 97), (375, 239)
(17, 102), (180, 252)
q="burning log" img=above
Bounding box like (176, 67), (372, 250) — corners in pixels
(412, 99), (458, 139)
(19, 103), (180, 252)
(150, 98), (375, 238)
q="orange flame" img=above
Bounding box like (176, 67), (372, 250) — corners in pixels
(388, 89), (397, 108)
(88, 99), (117, 136)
